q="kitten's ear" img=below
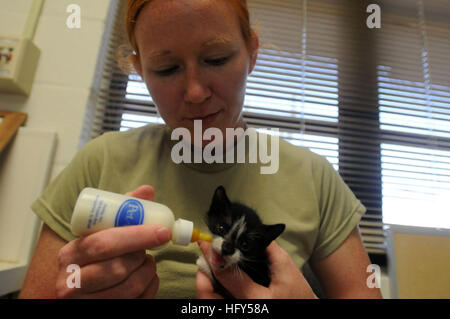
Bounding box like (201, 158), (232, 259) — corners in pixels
(262, 224), (286, 246)
(207, 186), (231, 221)
(212, 186), (231, 207)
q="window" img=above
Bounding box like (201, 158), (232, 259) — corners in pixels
(246, 48), (340, 168)
(376, 0), (450, 231)
(89, 0), (450, 257)
(379, 71), (450, 229)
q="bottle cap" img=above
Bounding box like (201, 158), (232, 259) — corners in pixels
(173, 219), (194, 246)
(192, 227), (213, 243)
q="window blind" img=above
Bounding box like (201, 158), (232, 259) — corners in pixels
(376, 0), (450, 232)
(87, 0), (450, 257)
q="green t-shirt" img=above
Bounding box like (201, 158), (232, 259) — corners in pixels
(31, 124), (366, 298)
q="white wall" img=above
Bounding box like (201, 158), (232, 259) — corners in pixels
(0, 0), (115, 181)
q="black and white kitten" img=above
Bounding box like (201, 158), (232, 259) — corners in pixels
(196, 186), (285, 298)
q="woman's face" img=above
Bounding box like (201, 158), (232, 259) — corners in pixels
(132, 0), (258, 143)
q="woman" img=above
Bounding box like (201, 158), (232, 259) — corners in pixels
(20, 0), (381, 299)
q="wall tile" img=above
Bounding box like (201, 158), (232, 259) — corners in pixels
(0, 0), (32, 15)
(11, 83), (90, 164)
(32, 15), (105, 89)
(43, 0), (111, 21)
(0, 13), (28, 36)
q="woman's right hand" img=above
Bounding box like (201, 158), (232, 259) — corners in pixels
(55, 185), (171, 298)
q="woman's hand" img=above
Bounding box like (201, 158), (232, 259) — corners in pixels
(196, 240), (318, 299)
(55, 185), (170, 298)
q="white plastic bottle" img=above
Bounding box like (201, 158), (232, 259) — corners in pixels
(71, 187), (212, 246)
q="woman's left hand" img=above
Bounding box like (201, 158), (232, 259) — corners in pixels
(196, 241), (318, 299)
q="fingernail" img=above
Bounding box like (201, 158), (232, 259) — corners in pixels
(156, 227), (171, 243)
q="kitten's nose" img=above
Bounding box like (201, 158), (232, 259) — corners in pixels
(222, 242), (234, 255)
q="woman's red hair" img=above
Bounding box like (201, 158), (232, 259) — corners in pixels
(117, 0), (256, 74)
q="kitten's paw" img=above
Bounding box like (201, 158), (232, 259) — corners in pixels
(196, 256), (213, 280)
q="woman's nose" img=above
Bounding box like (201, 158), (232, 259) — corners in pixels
(183, 67), (211, 104)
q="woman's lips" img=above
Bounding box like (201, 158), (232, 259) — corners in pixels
(189, 110), (222, 126)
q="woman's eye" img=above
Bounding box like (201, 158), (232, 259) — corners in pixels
(206, 56), (229, 66)
(155, 66), (178, 76)
(154, 57), (230, 75)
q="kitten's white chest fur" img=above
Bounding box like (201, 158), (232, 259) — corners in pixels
(196, 217), (246, 279)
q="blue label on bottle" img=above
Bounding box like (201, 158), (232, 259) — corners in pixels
(114, 199), (145, 227)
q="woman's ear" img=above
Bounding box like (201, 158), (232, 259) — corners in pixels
(248, 32), (259, 74)
(130, 53), (143, 78)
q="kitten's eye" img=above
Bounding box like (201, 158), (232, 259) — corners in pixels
(216, 224), (228, 236)
(240, 239), (249, 251)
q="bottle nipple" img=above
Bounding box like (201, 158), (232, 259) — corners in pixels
(191, 227), (213, 243)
